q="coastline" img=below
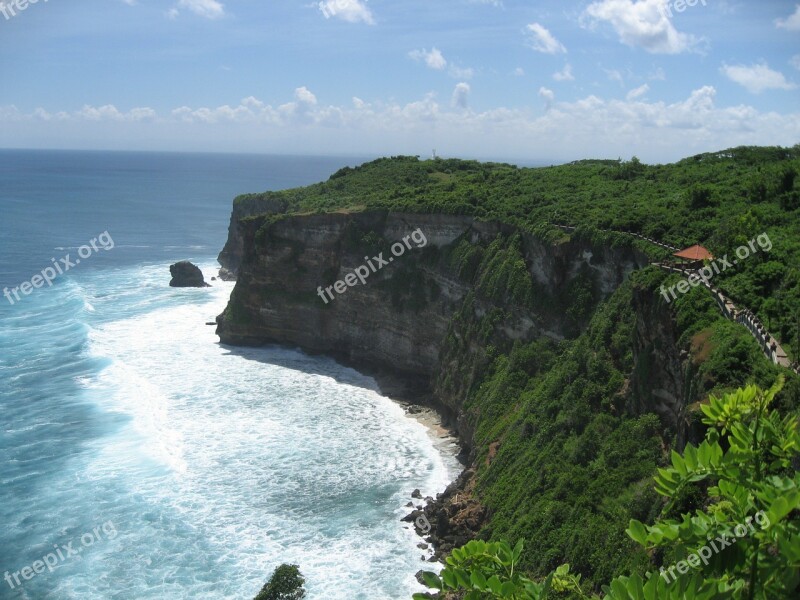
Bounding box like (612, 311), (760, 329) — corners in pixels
(284, 347), (480, 563)
(317, 353), (487, 564)
(213, 298), (474, 565)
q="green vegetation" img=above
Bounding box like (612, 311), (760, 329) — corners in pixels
(253, 564), (306, 600)
(222, 285), (255, 326)
(459, 281), (665, 584)
(413, 540), (581, 600)
(242, 146), (800, 359)
(234, 146), (800, 596)
(417, 380), (800, 599)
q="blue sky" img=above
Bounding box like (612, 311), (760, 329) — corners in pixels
(0, 0), (798, 162)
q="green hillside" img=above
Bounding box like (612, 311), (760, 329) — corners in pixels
(238, 146), (800, 596)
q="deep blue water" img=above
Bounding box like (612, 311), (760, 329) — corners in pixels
(0, 150), (460, 599)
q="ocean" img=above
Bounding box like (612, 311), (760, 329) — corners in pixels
(0, 150), (461, 600)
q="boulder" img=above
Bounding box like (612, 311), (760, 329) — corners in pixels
(218, 267), (236, 281)
(169, 261), (210, 288)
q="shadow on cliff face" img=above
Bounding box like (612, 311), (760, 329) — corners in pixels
(216, 342), (438, 408)
(217, 343), (384, 391)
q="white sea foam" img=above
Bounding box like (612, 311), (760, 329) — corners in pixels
(59, 262), (462, 599)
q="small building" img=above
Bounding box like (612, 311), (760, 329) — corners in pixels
(673, 245), (714, 269)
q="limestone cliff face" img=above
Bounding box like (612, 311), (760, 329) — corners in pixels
(215, 208), (699, 553)
(218, 211), (483, 416)
(629, 284), (697, 445)
(216, 210), (655, 442)
(217, 194), (289, 277)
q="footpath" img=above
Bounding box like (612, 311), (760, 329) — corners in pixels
(552, 223), (799, 376)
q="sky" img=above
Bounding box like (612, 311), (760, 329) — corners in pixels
(0, 0), (798, 163)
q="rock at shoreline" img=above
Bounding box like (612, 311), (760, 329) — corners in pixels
(169, 261), (211, 288)
(218, 267), (236, 281)
(409, 468), (486, 563)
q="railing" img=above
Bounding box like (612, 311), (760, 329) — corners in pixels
(652, 261), (797, 374)
(551, 222), (798, 375)
(551, 223), (680, 252)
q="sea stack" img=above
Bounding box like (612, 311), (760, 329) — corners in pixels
(169, 261), (210, 287)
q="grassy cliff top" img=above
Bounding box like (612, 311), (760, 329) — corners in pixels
(238, 145), (800, 358)
(236, 146), (799, 247)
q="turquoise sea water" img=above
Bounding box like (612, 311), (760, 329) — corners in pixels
(0, 151), (460, 599)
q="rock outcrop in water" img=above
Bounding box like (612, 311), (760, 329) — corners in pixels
(169, 261), (210, 288)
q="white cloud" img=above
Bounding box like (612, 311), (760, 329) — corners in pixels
(513, 67), (525, 77)
(4, 88), (799, 163)
(449, 65), (474, 79)
(775, 5), (800, 31)
(626, 83), (650, 100)
(539, 86), (555, 110)
(171, 0), (225, 19)
(409, 47), (448, 70)
(452, 83), (471, 109)
(409, 48), (472, 78)
(525, 23), (566, 54)
(553, 64), (575, 82)
(318, 0), (375, 25)
(294, 87), (318, 105)
(791, 55), (800, 72)
(22, 105), (158, 122)
(605, 68), (625, 86)
(721, 62), (797, 94)
(582, 0), (701, 54)
(241, 96), (264, 110)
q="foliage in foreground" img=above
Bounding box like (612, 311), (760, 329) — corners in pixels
(416, 380), (800, 599)
(254, 564), (306, 600)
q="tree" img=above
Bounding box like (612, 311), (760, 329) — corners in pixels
(778, 166), (797, 195)
(688, 184), (714, 209)
(412, 540), (585, 600)
(254, 564), (306, 600)
(414, 380), (800, 599)
(620, 378), (800, 599)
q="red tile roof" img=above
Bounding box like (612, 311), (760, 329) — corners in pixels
(673, 245), (714, 261)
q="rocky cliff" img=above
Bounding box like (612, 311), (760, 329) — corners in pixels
(217, 210), (653, 432)
(215, 207), (701, 561)
(217, 193), (289, 278)
(629, 283), (690, 432)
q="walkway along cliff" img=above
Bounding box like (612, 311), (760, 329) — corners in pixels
(554, 224), (800, 375)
